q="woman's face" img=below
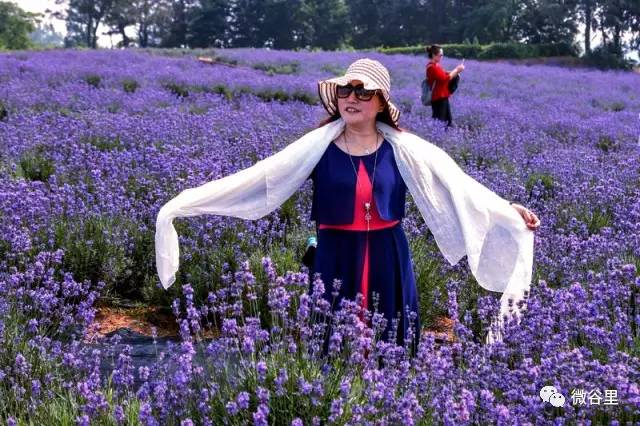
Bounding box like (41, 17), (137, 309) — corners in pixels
(432, 50), (443, 63)
(336, 79), (385, 127)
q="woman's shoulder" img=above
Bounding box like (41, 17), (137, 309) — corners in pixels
(330, 135), (343, 150)
(426, 62), (438, 76)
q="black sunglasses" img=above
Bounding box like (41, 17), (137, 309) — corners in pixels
(336, 84), (378, 101)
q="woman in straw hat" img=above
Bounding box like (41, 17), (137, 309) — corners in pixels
(155, 58), (540, 353)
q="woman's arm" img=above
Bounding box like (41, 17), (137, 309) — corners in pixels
(448, 63), (465, 79)
(155, 118), (345, 290)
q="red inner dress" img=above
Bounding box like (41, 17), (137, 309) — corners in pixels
(319, 159), (399, 312)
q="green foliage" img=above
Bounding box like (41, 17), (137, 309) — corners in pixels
(438, 44), (484, 58)
(252, 61), (300, 75)
(609, 102), (625, 112)
(596, 135), (619, 153)
(52, 215), (156, 301)
(583, 45), (635, 71)
(0, 1), (36, 50)
(378, 42), (577, 60)
(525, 172), (555, 200)
(410, 233), (450, 329)
(122, 78), (139, 93)
(535, 42), (579, 57)
(163, 81), (189, 98)
(320, 63), (347, 76)
(453, 146), (499, 170)
(64, 0), (111, 48)
(456, 146), (473, 166)
(213, 55), (238, 66)
(278, 194), (301, 227)
(290, 91), (317, 105)
(555, 203), (615, 236)
(456, 113), (485, 133)
(56, 0), (635, 67)
(576, 206), (614, 235)
(591, 99), (627, 112)
(57, 106), (75, 117)
(0, 310), (81, 421)
(545, 122), (577, 145)
(16, 145), (55, 182)
(84, 74), (101, 88)
(377, 45), (426, 55)
(186, 0), (228, 49)
(304, 0), (350, 49)
(189, 105), (209, 115)
(254, 88), (317, 105)
(0, 290), (142, 423)
(81, 134), (124, 152)
(0, 250), (108, 422)
(211, 84), (233, 100)
(477, 43), (532, 59)
(201, 83), (317, 105)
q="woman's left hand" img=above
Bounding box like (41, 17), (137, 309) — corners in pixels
(510, 203), (540, 230)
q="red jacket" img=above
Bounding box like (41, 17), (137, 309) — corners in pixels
(426, 62), (450, 101)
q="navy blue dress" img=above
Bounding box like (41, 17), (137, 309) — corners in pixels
(308, 139), (421, 352)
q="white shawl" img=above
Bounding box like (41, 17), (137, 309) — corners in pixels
(155, 118), (534, 344)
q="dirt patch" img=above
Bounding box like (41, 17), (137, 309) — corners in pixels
(85, 306), (456, 344)
(85, 306), (180, 341)
(422, 316), (456, 343)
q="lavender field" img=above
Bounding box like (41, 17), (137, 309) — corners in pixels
(1, 47), (640, 425)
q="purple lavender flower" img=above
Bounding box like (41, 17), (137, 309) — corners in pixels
(113, 405), (125, 424)
(226, 400), (239, 416)
(256, 360), (267, 382)
(252, 403), (269, 425)
(236, 391), (250, 410)
(138, 402), (158, 426)
(14, 353), (29, 376)
(75, 415), (90, 426)
(2, 48), (640, 426)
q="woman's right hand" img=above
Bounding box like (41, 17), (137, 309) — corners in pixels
(456, 63), (465, 72)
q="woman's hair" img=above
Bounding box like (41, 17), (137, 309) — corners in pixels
(426, 44), (442, 59)
(317, 92), (402, 131)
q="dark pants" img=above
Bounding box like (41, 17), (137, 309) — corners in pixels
(431, 97), (452, 127)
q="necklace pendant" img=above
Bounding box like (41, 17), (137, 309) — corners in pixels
(364, 202), (372, 222)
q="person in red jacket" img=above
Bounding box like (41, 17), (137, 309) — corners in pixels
(426, 44), (465, 127)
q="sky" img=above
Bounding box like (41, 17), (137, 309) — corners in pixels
(13, 0), (640, 61)
(18, 0), (68, 40)
(17, 0), (117, 47)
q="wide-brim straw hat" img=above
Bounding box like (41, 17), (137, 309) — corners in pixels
(317, 58), (400, 126)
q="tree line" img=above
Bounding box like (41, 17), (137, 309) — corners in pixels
(1, 0), (639, 57)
